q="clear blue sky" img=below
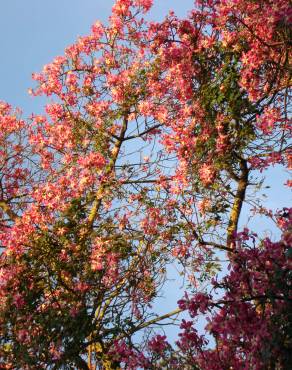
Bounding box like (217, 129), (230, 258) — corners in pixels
(0, 0), (194, 115)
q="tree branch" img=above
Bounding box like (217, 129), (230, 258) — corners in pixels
(87, 114), (129, 230)
(0, 200), (18, 221)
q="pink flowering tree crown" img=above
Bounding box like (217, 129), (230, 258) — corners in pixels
(0, 0), (291, 369)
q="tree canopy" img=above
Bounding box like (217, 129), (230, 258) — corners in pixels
(0, 0), (291, 369)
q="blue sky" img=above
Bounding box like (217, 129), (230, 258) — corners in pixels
(0, 0), (193, 115)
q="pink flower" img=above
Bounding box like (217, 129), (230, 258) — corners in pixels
(13, 293), (25, 309)
(148, 335), (168, 353)
(198, 164), (216, 186)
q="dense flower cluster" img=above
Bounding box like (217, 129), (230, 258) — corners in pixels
(174, 214), (291, 369)
(112, 213), (291, 369)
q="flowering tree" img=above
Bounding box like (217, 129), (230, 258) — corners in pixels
(0, 0), (291, 369)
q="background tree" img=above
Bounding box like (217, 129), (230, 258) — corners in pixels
(0, 0), (291, 369)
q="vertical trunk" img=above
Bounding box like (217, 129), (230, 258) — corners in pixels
(227, 158), (249, 248)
